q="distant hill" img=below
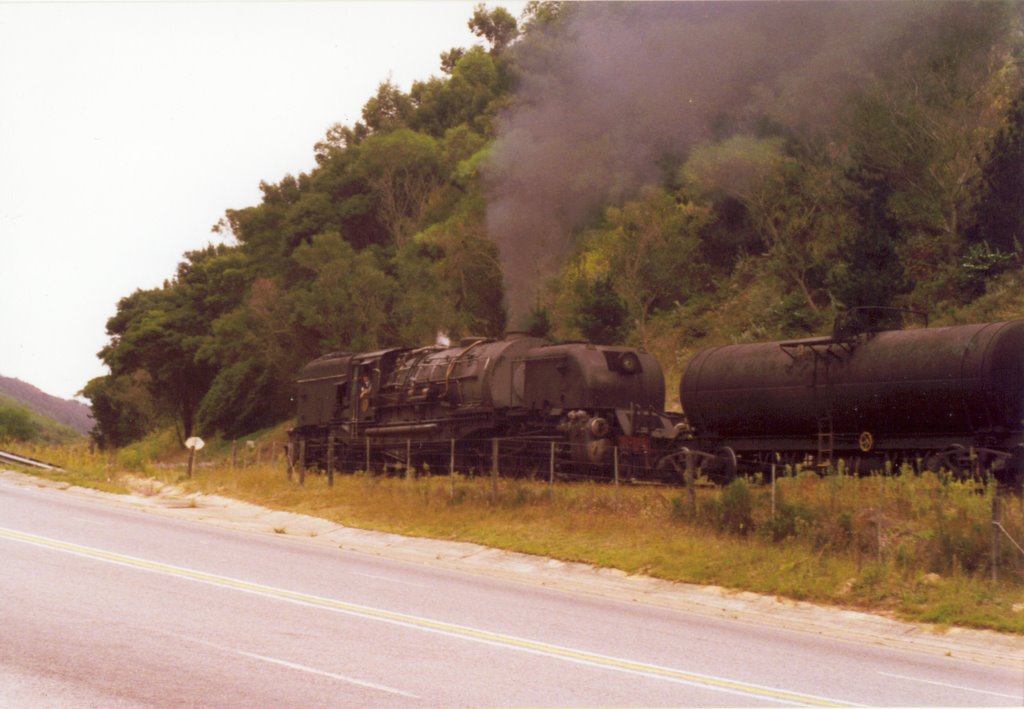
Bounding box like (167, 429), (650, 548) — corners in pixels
(0, 377), (93, 435)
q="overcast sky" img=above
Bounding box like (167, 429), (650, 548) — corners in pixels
(0, 0), (522, 401)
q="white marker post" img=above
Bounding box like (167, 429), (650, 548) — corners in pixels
(185, 437), (205, 479)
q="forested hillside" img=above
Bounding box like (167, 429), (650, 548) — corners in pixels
(84, 2), (1024, 448)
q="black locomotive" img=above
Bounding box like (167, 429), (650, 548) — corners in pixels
(289, 334), (686, 479)
(679, 309), (1024, 486)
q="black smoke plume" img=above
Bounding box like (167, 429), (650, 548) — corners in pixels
(484, 1), (934, 327)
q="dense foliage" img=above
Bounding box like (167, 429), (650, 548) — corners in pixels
(85, 2), (1024, 447)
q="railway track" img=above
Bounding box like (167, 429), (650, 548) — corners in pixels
(0, 449), (62, 471)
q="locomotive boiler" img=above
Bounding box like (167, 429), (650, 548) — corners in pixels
(679, 310), (1024, 485)
(290, 334), (685, 478)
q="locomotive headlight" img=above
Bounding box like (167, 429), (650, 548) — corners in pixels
(618, 352), (641, 374)
(589, 417), (610, 438)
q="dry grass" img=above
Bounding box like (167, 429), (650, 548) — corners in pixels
(10, 438), (1024, 634)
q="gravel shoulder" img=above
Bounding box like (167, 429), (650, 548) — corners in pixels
(3, 468), (1022, 670)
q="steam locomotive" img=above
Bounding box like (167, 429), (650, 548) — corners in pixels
(289, 334), (686, 479)
(679, 310), (1024, 486)
(290, 310), (1024, 486)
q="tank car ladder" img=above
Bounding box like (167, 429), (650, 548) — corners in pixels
(816, 413), (834, 470)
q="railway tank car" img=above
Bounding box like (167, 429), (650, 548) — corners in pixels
(679, 310), (1024, 485)
(290, 334), (685, 478)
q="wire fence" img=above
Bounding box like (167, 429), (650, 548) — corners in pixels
(284, 434), (664, 486)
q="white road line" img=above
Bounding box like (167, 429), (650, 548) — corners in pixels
(877, 671), (1022, 700)
(178, 635), (419, 698)
(235, 649), (420, 698)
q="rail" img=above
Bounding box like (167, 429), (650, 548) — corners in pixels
(0, 449), (62, 471)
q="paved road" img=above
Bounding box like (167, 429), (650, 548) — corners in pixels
(1, 474), (1021, 707)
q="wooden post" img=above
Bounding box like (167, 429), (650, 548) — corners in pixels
(298, 439), (306, 486)
(231, 440), (237, 470)
(685, 449), (696, 516)
(327, 433), (335, 487)
(771, 460), (777, 521)
(992, 492), (1001, 583)
(613, 446), (620, 486)
(406, 439), (412, 480)
(549, 441), (555, 487)
(491, 438), (499, 503)
(285, 442), (293, 481)
(449, 439), (456, 499)
(365, 437), (371, 474)
(187, 447), (196, 479)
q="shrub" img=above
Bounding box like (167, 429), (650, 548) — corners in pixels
(715, 478), (755, 535)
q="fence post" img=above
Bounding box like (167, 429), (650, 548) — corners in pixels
(285, 443), (293, 481)
(613, 446), (620, 486)
(231, 439), (237, 470)
(327, 432), (335, 487)
(365, 437), (371, 474)
(685, 449), (696, 516)
(491, 438), (499, 503)
(771, 461), (777, 521)
(450, 439), (456, 501)
(992, 492), (1001, 583)
(406, 439), (412, 480)
(298, 440), (306, 486)
(549, 441), (555, 487)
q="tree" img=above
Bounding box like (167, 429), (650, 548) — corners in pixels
(361, 80), (414, 133)
(196, 278), (301, 437)
(968, 90), (1024, 256)
(290, 232), (398, 352)
(570, 274), (627, 345)
(0, 403), (39, 442)
(469, 4), (519, 53)
(571, 186), (711, 346)
(357, 129), (446, 247)
(682, 137), (832, 312)
(81, 372), (156, 449)
(90, 247), (244, 444)
(840, 2), (1020, 305)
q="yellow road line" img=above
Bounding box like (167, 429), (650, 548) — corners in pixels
(0, 525), (857, 707)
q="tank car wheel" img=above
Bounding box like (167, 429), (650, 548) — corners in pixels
(858, 432), (874, 453)
(701, 447), (738, 485)
(1001, 447), (1024, 491)
(943, 444), (973, 480)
